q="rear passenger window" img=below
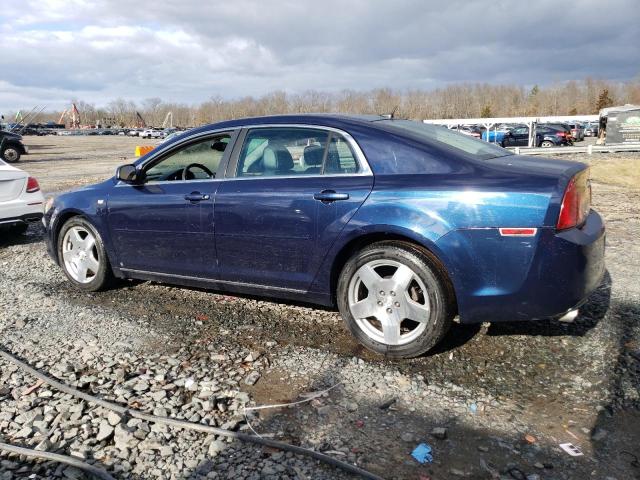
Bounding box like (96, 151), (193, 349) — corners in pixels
(237, 128), (329, 177)
(324, 135), (360, 174)
(236, 127), (361, 177)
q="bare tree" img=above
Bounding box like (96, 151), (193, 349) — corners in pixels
(18, 77), (640, 128)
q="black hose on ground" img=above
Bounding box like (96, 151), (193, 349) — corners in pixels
(0, 442), (115, 480)
(0, 348), (385, 480)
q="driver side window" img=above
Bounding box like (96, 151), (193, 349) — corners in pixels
(144, 134), (231, 182)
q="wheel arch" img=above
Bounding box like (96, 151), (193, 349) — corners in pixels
(1, 141), (24, 160)
(329, 230), (458, 314)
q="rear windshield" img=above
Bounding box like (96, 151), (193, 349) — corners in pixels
(378, 120), (512, 160)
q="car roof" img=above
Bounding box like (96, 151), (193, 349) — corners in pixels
(190, 113), (389, 134)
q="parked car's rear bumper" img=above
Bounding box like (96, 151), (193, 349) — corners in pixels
(438, 209), (606, 323)
(0, 194), (44, 226)
(0, 211), (43, 228)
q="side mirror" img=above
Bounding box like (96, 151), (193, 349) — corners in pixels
(116, 164), (139, 183)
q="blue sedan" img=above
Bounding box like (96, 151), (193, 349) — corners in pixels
(43, 115), (605, 358)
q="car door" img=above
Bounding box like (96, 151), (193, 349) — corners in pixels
(509, 127), (528, 146)
(107, 131), (237, 278)
(214, 126), (373, 291)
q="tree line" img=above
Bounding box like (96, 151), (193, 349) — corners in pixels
(17, 77), (640, 128)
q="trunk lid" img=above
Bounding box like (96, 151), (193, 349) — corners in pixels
(0, 163), (27, 201)
(484, 154), (587, 191)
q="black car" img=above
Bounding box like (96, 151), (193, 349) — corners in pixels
(502, 125), (572, 148)
(0, 130), (29, 162)
(541, 123), (575, 140)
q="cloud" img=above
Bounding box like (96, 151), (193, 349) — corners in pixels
(0, 0), (638, 110)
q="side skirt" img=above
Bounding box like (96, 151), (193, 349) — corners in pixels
(118, 268), (334, 307)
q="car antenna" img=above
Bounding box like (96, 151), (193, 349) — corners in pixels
(380, 105), (399, 120)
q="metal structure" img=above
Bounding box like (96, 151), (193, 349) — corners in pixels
(9, 105), (47, 134)
(58, 103), (81, 129)
(507, 142), (640, 156)
(423, 115), (599, 147)
(135, 111), (147, 128)
(161, 111), (173, 129)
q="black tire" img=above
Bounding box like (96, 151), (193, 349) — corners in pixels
(337, 241), (454, 359)
(540, 140), (554, 148)
(57, 216), (115, 291)
(1, 145), (21, 163)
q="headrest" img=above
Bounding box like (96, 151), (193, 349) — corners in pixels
(263, 146), (294, 171)
(302, 145), (324, 167)
(211, 141), (227, 152)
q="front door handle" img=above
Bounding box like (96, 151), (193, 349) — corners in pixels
(314, 190), (350, 203)
(184, 192), (210, 202)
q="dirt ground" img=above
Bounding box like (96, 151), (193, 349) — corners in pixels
(1, 135), (639, 480)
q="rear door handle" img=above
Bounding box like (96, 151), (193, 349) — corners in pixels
(314, 190), (350, 203)
(184, 192), (210, 202)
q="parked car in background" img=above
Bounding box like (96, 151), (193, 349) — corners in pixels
(0, 158), (44, 234)
(502, 125), (572, 147)
(541, 123), (574, 142)
(127, 129), (143, 137)
(142, 128), (165, 139)
(584, 122), (599, 137)
(43, 114), (605, 358)
(20, 127), (47, 136)
(160, 131), (182, 144)
(481, 129), (507, 143)
(0, 130), (29, 163)
(566, 123), (585, 141)
(450, 125), (482, 139)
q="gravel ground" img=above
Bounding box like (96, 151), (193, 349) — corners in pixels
(0, 137), (639, 480)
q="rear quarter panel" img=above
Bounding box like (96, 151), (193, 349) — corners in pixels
(311, 155), (587, 317)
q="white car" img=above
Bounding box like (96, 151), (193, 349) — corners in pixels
(0, 159), (44, 234)
(141, 128), (165, 139)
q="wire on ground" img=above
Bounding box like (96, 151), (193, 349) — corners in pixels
(0, 442), (115, 480)
(0, 348), (384, 480)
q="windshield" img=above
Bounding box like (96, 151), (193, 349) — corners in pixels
(378, 120), (512, 160)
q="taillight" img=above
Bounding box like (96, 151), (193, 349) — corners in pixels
(26, 177), (40, 193)
(556, 131), (566, 136)
(557, 169), (591, 230)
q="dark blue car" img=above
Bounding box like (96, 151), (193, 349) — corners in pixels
(43, 115), (605, 358)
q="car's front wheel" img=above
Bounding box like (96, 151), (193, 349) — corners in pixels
(57, 217), (114, 291)
(337, 241), (453, 359)
(1, 145), (21, 162)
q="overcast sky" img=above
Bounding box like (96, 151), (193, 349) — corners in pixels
(1, 0), (639, 111)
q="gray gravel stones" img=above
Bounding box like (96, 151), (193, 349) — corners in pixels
(106, 411), (122, 426)
(431, 427), (448, 440)
(244, 371), (261, 386)
(96, 421), (114, 441)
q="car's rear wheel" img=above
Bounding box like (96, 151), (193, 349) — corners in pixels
(540, 140), (554, 148)
(1, 145), (21, 163)
(57, 217), (114, 291)
(337, 241), (453, 359)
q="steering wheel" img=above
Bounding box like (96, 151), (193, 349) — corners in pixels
(181, 163), (214, 181)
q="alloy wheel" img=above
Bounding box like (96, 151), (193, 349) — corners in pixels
(347, 259), (430, 346)
(62, 226), (100, 283)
